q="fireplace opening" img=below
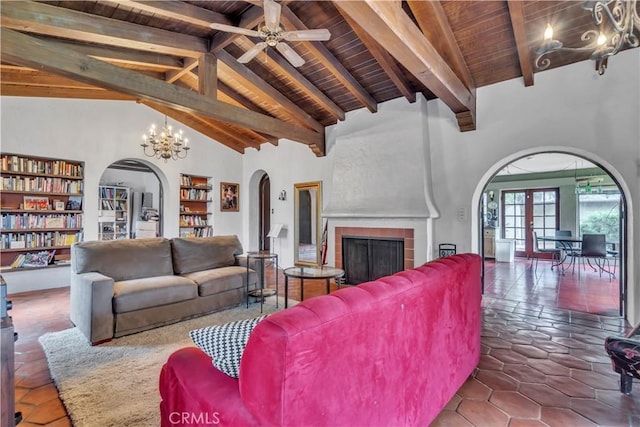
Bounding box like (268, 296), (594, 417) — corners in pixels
(342, 236), (404, 285)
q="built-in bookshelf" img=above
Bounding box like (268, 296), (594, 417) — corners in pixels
(179, 174), (212, 238)
(98, 185), (130, 240)
(0, 153), (84, 270)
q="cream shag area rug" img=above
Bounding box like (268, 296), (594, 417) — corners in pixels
(39, 299), (288, 427)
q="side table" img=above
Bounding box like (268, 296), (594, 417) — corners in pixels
(246, 251), (278, 313)
(283, 266), (345, 308)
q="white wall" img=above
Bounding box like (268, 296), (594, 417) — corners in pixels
(1, 98), (245, 293)
(428, 48), (640, 323)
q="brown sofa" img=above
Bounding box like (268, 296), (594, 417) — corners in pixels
(70, 235), (258, 345)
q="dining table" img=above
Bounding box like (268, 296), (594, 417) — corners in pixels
(538, 235), (618, 277)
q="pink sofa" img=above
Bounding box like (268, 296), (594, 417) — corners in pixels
(159, 253), (482, 426)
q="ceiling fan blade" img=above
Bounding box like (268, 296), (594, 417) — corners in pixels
(282, 29), (331, 42)
(238, 42), (268, 63)
(276, 42), (305, 67)
(263, 0), (281, 31)
(210, 23), (260, 38)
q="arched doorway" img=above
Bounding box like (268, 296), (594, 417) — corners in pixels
(259, 174), (271, 251)
(98, 158), (164, 239)
(477, 151), (628, 318)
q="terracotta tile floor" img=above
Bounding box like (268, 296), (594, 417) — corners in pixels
(7, 258), (639, 426)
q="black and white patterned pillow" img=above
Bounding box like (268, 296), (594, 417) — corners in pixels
(189, 315), (267, 378)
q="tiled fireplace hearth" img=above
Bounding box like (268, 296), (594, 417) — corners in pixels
(334, 227), (414, 272)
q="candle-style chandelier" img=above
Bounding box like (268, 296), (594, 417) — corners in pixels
(536, 0), (639, 75)
(141, 116), (190, 162)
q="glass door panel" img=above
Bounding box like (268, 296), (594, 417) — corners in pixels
(502, 188), (559, 258)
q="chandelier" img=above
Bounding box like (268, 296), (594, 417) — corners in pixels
(536, 0), (639, 75)
(141, 116), (190, 161)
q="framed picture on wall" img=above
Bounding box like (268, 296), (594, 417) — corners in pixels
(220, 182), (239, 212)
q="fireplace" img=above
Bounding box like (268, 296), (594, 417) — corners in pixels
(335, 227), (414, 285)
(342, 237), (404, 285)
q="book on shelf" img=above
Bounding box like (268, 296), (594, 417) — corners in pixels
(11, 250), (56, 268)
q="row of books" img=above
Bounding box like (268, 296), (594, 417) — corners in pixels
(1, 155), (83, 177)
(99, 187), (128, 199)
(179, 226), (213, 238)
(10, 250), (56, 268)
(1, 231), (82, 249)
(100, 199), (128, 210)
(180, 188), (210, 201)
(180, 176), (211, 188)
(0, 176), (84, 193)
(179, 215), (209, 226)
(1, 213), (83, 229)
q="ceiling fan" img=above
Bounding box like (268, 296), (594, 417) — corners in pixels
(210, 0), (331, 67)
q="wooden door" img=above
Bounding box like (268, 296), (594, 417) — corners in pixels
(502, 188), (559, 258)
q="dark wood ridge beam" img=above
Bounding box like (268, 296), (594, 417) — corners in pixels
(0, 28), (324, 152)
(406, 0), (476, 98)
(0, 1), (206, 58)
(234, 36), (345, 122)
(112, 1), (233, 27)
(506, 0), (534, 87)
(337, 9), (416, 104)
(280, 5), (378, 113)
(217, 50), (325, 133)
(334, 1), (476, 132)
(145, 101), (249, 153)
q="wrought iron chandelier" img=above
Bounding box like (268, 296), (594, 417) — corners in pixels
(536, 0), (639, 75)
(141, 116), (190, 162)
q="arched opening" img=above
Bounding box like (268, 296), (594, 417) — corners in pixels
(259, 174), (271, 251)
(247, 169), (270, 252)
(476, 151), (628, 318)
(98, 158), (165, 239)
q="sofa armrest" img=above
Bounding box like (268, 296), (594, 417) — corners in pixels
(70, 272), (115, 345)
(235, 255), (261, 286)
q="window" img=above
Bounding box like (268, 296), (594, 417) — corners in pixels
(578, 187), (621, 242)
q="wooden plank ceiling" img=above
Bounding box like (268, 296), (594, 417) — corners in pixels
(1, 1), (636, 155)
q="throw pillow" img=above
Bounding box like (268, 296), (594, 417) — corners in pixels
(189, 315), (267, 378)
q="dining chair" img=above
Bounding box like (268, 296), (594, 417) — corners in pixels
(571, 234), (611, 280)
(531, 231), (562, 274)
(554, 230), (576, 267)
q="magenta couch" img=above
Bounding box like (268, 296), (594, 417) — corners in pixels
(159, 253), (482, 426)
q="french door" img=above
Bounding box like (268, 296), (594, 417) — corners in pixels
(502, 188), (559, 258)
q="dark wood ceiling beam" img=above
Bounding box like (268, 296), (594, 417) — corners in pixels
(334, 1), (476, 132)
(0, 1), (207, 58)
(507, 0), (535, 87)
(233, 37), (345, 122)
(210, 6), (265, 53)
(177, 73), (275, 145)
(43, 38), (184, 71)
(166, 58), (199, 84)
(198, 53), (217, 99)
(111, 1), (233, 27)
(217, 49), (325, 133)
(0, 28), (324, 152)
(0, 84), (135, 100)
(406, 0), (476, 98)
(280, 5), (378, 113)
(407, 0), (476, 96)
(337, 10), (416, 104)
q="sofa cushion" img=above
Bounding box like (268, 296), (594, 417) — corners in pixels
(72, 238), (174, 282)
(113, 275), (197, 313)
(171, 235), (244, 274)
(189, 315), (267, 378)
(182, 266), (257, 297)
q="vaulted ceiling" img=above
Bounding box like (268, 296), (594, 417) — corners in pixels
(1, 1), (638, 156)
